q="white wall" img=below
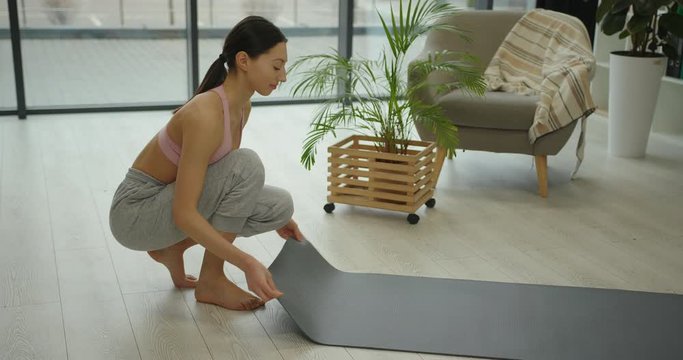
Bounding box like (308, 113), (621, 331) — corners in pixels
(591, 28), (683, 135)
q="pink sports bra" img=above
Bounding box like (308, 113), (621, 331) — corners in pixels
(157, 85), (244, 166)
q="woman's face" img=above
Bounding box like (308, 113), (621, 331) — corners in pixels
(247, 41), (288, 96)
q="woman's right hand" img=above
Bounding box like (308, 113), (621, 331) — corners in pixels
(242, 257), (283, 302)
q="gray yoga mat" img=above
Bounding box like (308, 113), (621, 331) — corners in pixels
(268, 239), (683, 360)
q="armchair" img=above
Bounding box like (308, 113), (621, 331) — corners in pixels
(410, 10), (594, 197)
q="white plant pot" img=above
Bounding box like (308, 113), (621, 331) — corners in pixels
(607, 52), (667, 158)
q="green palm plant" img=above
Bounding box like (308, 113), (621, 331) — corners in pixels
(289, 0), (487, 170)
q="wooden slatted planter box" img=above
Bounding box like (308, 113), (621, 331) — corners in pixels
(324, 135), (446, 224)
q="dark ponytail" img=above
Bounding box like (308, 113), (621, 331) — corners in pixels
(175, 16), (287, 113)
(174, 55), (227, 113)
(194, 55), (229, 97)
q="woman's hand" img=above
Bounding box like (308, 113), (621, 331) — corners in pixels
(242, 258), (283, 302)
(276, 218), (305, 242)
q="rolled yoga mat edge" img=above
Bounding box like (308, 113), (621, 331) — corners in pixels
(268, 239), (683, 360)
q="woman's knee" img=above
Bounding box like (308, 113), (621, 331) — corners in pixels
(283, 191), (294, 220)
(232, 148), (265, 182)
(238, 187), (294, 236)
(271, 186), (294, 222)
(210, 148), (265, 185)
(231, 148), (261, 165)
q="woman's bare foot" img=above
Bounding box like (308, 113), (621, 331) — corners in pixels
(148, 239), (198, 288)
(195, 276), (265, 311)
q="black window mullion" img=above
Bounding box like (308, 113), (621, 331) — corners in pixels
(475, 0), (493, 10)
(8, 0), (26, 119)
(338, 0), (353, 98)
(186, 0), (199, 98)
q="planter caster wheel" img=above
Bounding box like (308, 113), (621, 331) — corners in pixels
(425, 198), (436, 208)
(323, 203), (335, 214)
(407, 213), (420, 224)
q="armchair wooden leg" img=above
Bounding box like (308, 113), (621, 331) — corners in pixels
(430, 147), (447, 191)
(534, 155), (548, 198)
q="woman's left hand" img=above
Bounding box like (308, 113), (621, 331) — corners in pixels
(276, 218), (305, 242)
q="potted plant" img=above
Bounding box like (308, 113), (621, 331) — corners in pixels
(597, 0), (683, 157)
(289, 0), (486, 223)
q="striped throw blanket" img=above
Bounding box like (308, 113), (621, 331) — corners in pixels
(484, 9), (596, 176)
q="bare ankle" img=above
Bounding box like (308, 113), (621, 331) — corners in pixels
(194, 276), (263, 310)
(147, 249), (164, 262)
(174, 238), (196, 251)
(197, 272), (229, 286)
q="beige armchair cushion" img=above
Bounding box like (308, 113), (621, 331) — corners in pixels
(437, 90), (538, 131)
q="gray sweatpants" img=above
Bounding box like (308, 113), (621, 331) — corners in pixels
(109, 148), (293, 251)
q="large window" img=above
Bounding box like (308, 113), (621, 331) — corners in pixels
(198, 0), (339, 101)
(492, 0), (535, 11)
(0, 1), (16, 110)
(352, 0), (474, 96)
(18, 0), (187, 107)
(2, 0), (544, 116)
(354, 0), (476, 63)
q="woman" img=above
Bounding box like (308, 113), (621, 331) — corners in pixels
(109, 16), (304, 311)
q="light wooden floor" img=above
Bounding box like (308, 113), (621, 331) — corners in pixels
(1, 105), (682, 360)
